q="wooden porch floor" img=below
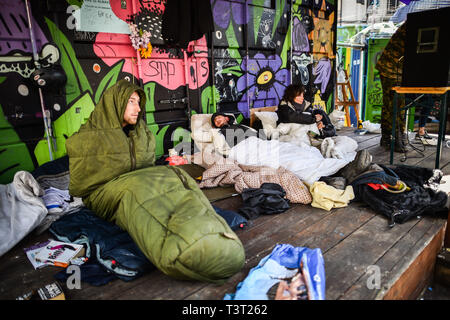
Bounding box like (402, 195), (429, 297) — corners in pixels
(0, 127), (448, 300)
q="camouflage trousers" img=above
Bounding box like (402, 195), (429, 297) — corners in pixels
(380, 75), (406, 142)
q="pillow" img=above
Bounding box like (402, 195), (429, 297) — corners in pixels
(191, 113), (214, 143)
(255, 111), (278, 138)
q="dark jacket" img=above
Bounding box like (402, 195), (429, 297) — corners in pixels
(211, 112), (266, 147)
(277, 100), (315, 125)
(277, 100), (336, 138)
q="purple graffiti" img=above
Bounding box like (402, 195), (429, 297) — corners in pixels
(0, 0), (48, 55)
(293, 17), (310, 52)
(211, 0), (250, 29)
(313, 58), (331, 94)
(236, 53), (288, 117)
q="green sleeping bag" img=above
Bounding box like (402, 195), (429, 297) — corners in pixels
(66, 80), (245, 283)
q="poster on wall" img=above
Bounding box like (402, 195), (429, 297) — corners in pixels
(74, 0), (130, 34)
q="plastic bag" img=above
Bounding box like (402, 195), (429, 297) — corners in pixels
(329, 110), (346, 130)
(362, 120), (381, 133)
(224, 243), (326, 300)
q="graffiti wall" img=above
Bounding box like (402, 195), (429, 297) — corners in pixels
(0, 0), (337, 184)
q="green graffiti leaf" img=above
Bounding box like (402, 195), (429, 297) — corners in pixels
(143, 82), (156, 124)
(272, 0), (286, 37)
(0, 104), (35, 184)
(95, 60), (124, 104)
(225, 23), (240, 59)
(147, 124), (169, 158)
(45, 17), (92, 105)
(201, 85), (219, 114)
(66, 0), (83, 7)
(221, 65), (244, 77)
(236, 114), (244, 124)
(253, 3), (264, 44)
(280, 21), (291, 69)
(34, 92), (96, 165)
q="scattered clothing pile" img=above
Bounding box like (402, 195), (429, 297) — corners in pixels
(199, 160), (312, 204)
(38, 187), (83, 234)
(50, 207), (154, 283)
(337, 150), (448, 226)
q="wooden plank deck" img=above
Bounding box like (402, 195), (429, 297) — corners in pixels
(0, 127), (448, 300)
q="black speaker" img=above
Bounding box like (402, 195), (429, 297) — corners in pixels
(401, 6), (450, 87)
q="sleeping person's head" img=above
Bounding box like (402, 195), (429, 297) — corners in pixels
(282, 84), (305, 105)
(211, 112), (231, 128)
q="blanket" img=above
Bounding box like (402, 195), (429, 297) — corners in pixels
(228, 136), (356, 186)
(199, 161), (312, 204)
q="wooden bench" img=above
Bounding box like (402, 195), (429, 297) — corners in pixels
(249, 106), (278, 128)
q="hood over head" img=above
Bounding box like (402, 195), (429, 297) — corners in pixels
(86, 79), (146, 130)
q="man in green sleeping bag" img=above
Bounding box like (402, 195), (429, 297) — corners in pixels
(66, 80), (244, 283)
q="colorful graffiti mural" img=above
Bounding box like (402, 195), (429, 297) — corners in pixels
(364, 37), (390, 124)
(0, 0), (337, 184)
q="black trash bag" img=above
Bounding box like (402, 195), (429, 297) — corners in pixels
(353, 165), (448, 227)
(239, 183), (290, 220)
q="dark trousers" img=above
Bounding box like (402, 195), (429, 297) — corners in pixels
(380, 75), (406, 142)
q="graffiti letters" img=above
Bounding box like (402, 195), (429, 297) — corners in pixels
(145, 60), (176, 85)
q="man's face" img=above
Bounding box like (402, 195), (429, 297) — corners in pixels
(214, 115), (229, 128)
(123, 91), (141, 127)
(293, 92), (304, 104)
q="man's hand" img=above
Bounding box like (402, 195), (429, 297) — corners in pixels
(317, 121), (324, 130)
(315, 114), (323, 122)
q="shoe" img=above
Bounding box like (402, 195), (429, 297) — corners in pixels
(416, 131), (437, 146)
(415, 131), (433, 140)
(340, 149), (373, 182)
(419, 136), (438, 146)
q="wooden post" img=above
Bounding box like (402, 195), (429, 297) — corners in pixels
(335, 70), (360, 127)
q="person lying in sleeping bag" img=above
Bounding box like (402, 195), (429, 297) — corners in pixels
(211, 112), (266, 148)
(66, 80), (245, 283)
(277, 84), (336, 139)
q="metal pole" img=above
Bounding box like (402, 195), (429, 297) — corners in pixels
(390, 89), (398, 165)
(435, 91), (448, 169)
(290, 0), (293, 85)
(25, 0), (53, 161)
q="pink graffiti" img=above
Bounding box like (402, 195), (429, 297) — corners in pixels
(94, 32), (209, 90)
(94, 1), (209, 90)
